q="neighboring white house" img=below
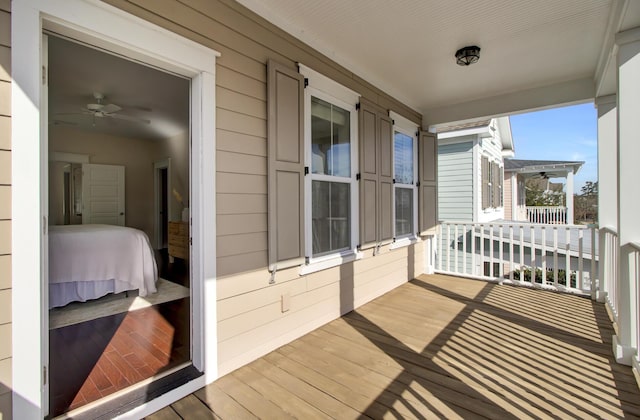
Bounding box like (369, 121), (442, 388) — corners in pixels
(437, 117), (514, 223)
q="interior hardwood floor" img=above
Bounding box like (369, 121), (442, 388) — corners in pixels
(49, 250), (191, 417)
(147, 274), (640, 419)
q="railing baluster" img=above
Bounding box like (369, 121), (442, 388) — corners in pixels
(565, 227), (571, 288)
(553, 226), (558, 287)
(471, 224), (476, 276)
(454, 224), (459, 274)
(530, 225), (536, 284)
(480, 223), (485, 277)
(509, 224), (514, 281)
(437, 228), (442, 272)
(541, 226), (547, 284)
(498, 224), (504, 279)
(462, 224), (467, 275)
(489, 224), (494, 278)
(578, 229), (584, 290)
(519, 225), (524, 276)
(446, 223), (451, 273)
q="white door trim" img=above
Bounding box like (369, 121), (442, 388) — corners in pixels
(11, 1), (219, 418)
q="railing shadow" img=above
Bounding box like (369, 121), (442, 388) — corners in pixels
(340, 275), (640, 418)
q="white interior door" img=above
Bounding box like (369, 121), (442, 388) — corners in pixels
(82, 163), (125, 225)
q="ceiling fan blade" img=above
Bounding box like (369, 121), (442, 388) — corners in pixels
(109, 113), (150, 125)
(102, 103), (122, 114)
(49, 120), (79, 126)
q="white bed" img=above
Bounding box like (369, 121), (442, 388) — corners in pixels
(49, 224), (158, 308)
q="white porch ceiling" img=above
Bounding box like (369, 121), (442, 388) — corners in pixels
(236, 0), (640, 126)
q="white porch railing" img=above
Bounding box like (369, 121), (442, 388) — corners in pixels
(435, 221), (598, 295)
(599, 227), (619, 323)
(526, 206), (568, 224)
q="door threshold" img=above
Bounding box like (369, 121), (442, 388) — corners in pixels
(51, 362), (202, 420)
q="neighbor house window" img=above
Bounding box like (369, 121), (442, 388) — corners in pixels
(302, 65), (359, 259)
(391, 113), (418, 239)
(482, 156), (503, 209)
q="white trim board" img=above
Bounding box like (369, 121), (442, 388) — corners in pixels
(11, 1), (219, 418)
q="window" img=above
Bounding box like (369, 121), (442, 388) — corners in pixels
(391, 113), (418, 239)
(302, 65), (359, 260)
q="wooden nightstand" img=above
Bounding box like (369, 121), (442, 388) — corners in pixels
(168, 221), (189, 262)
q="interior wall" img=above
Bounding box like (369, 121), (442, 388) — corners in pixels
(0, 1), (11, 418)
(155, 131), (189, 222)
(50, 125), (160, 239)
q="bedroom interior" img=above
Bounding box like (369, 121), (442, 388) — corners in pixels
(45, 34), (195, 417)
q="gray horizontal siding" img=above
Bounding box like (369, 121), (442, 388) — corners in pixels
(438, 141), (473, 222)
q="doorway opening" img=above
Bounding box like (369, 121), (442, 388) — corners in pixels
(47, 34), (194, 417)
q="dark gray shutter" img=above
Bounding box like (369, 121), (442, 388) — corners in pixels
(379, 114), (394, 244)
(419, 131), (437, 235)
(500, 166), (504, 207)
(491, 162), (500, 208)
(482, 156), (490, 209)
(359, 100), (393, 248)
(359, 103), (378, 248)
(267, 60), (305, 269)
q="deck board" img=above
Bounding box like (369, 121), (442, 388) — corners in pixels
(148, 274), (640, 419)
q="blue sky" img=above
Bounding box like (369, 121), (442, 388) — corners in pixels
(509, 103), (597, 194)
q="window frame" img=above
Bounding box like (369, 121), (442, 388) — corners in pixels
(390, 112), (419, 242)
(300, 65), (360, 264)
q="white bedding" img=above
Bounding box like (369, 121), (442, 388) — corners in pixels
(49, 224), (158, 308)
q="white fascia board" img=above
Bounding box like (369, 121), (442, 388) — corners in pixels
(496, 116), (514, 153)
(514, 163), (583, 175)
(437, 135), (477, 146)
(437, 126), (490, 140)
(425, 78), (595, 128)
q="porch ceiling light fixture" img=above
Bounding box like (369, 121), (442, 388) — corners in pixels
(455, 45), (481, 66)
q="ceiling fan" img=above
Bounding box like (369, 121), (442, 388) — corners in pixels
(58, 92), (150, 125)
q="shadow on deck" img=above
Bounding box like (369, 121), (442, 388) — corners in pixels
(148, 274), (640, 419)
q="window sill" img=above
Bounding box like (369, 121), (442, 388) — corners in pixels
(390, 235), (420, 250)
(299, 251), (364, 276)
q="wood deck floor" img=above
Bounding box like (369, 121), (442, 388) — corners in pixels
(147, 274), (640, 419)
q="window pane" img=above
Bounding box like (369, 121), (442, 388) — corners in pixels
(395, 188), (413, 237)
(394, 132), (413, 185)
(312, 181), (350, 256)
(311, 96), (350, 177)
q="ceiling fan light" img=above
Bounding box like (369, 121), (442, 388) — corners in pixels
(455, 46), (481, 66)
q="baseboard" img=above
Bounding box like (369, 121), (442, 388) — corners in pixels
(632, 358), (640, 391)
(612, 334), (635, 366)
(593, 289), (607, 303)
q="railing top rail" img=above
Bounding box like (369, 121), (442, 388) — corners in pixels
(439, 221), (592, 229)
(525, 206), (568, 209)
(599, 226), (618, 235)
(628, 242), (640, 253)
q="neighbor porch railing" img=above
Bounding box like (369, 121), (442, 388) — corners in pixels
(435, 221), (598, 295)
(526, 206), (568, 224)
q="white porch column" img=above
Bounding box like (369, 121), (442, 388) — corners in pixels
(613, 27), (640, 366)
(595, 95), (617, 304)
(565, 170), (574, 224)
